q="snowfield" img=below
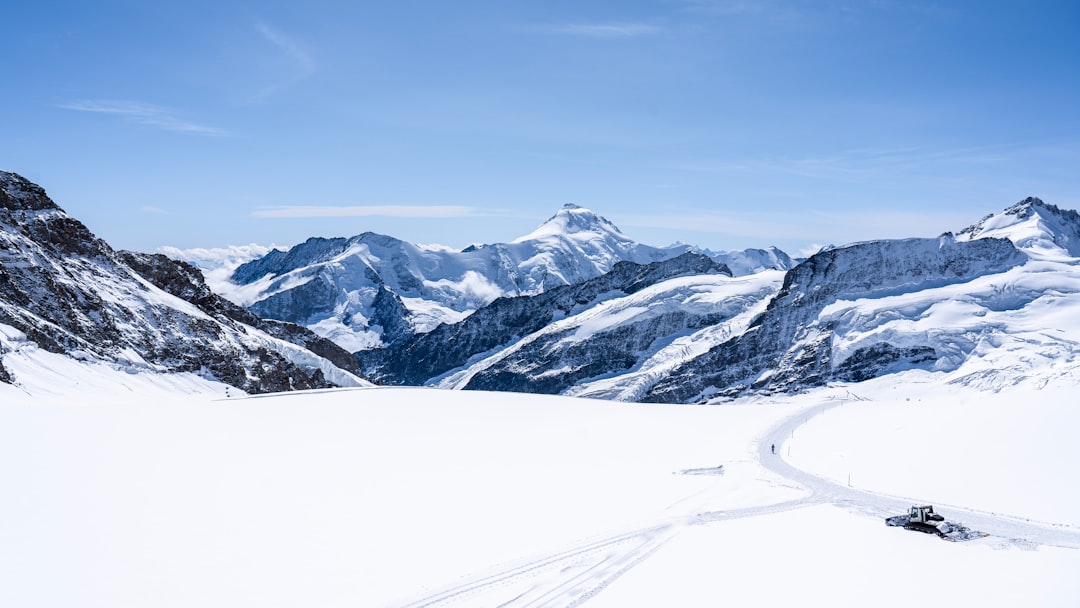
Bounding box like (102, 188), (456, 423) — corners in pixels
(2, 364), (1078, 607)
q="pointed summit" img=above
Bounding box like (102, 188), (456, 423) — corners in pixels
(1005, 196), (1048, 215)
(514, 204), (627, 243)
(958, 197), (1080, 258)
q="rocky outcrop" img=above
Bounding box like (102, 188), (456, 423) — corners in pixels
(120, 251), (362, 375)
(0, 171), (361, 393)
(461, 307), (734, 395)
(642, 235), (1027, 402)
(232, 236), (352, 285)
(368, 285), (413, 346)
(358, 252), (730, 386)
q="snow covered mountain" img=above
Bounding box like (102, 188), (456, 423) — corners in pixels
(352, 196), (1080, 403)
(446, 267), (785, 399)
(0, 171), (367, 394)
(356, 251), (732, 387)
(9, 167), (1078, 405)
(219, 204), (792, 351)
(639, 197), (1080, 402)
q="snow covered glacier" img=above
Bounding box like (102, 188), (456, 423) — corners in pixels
(212, 193), (1080, 404)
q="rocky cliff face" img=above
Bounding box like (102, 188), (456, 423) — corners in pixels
(0, 171), (364, 394)
(357, 252), (731, 386)
(119, 251), (363, 376)
(450, 271), (767, 396)
(642, 235), (1028, 402)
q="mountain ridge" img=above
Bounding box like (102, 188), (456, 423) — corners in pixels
(7, 168), (1080, 404)
(0, 171), (367, 394)
(349, 195), (1080, 403)
(214, 203), (793, 352)
(356, 251), (731, 387)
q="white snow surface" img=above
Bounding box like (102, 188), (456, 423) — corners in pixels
(0, 324), (233, 402)
(2, 364), (1077, 607)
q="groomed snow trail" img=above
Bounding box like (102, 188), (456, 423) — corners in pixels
(760, 400), (1080, 550)
(392, 398), (1080, 607)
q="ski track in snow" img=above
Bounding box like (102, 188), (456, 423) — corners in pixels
(391, 399), (1080, 608)
(393, 523), (678, 608)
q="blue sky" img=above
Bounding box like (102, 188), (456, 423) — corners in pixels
(2, 0), (1078, 256)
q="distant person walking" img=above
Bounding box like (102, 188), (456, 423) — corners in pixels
(771, 443), (775, 454)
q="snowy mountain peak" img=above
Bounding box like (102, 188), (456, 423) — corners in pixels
(514, 204), (628, 243)
(958, 197), (1080, 258)
(215, 202), (695, 350)
(1005, 196), (1048, 215)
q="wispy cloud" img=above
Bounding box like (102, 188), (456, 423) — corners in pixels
(141, 205), (169, 214)
(58, 100), (225, 135)
(544, 22), (661, 38)
(250, 21), (315, 101)
(256, 21), (315, 74)
(252, 205), (479, 219)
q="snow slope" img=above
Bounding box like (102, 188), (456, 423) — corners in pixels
(2, 375), (1077, 607)
(0, 323), (233, 403)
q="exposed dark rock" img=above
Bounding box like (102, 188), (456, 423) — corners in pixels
(232, 236), (351, 285)
(369, 285), (413, 346)
(120, 250), (362, 375)
(248, 269), (340, 325)
(0, 170), (357, 392)
(463, 308), (731, 394)
(358, 252), (730, 385)
(833, 343), (937, 383)
(642, 235), (1027, 403)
